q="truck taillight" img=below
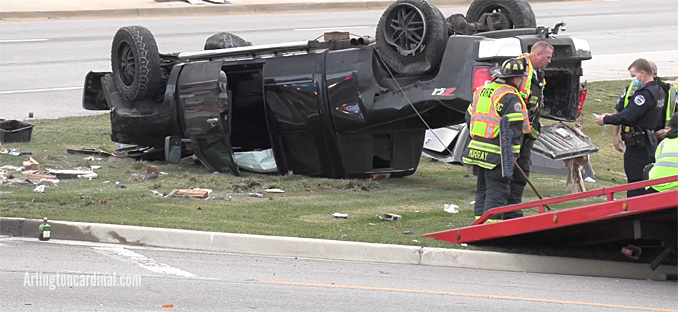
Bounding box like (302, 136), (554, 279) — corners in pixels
(472, 66), (492, 93)
(577, 81), (588, 118)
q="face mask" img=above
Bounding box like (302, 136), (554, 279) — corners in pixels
(631, 77), (642, 88)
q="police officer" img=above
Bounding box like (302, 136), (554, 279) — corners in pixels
(652, 64), (678, 140)
(647, 113), (678, 192)
(464, 58), (530, 221)
(504, 41), (554, 219)
(595, 58), (665, 197)
(611, 72), (640, 153)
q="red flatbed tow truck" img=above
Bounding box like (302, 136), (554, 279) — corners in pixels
(425, 175), (678, 273)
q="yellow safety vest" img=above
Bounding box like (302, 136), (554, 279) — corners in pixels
(517, 53), (544, 140)
(622, 81), (637, 109)
(664, 84), (677, 128)
(648, 136), (678, 192)
(517, 53), (534, 100)
(463, 82), (530, 169)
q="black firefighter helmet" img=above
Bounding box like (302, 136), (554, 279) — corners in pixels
(490, 58), (526, 79)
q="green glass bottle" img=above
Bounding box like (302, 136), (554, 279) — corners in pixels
(38, 217), (51, 241)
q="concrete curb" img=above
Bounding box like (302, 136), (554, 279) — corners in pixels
(0, 0), (470, 20)
(2, 217), (675, 280)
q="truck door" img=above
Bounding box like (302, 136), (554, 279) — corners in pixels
(176, 60), (241, 176)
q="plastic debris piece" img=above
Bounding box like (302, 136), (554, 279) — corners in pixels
(402, 230), (414, 235)
(378, 213), (402, 221)
(584, 177), (596, 183)
(444, 204), (459, 214)
(248, 192), (264, 198)
(332, 212), (348, 219)
(33, 185), (46, 193)
(264, 188), (285, 193)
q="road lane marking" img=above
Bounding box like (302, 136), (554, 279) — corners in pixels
(0, 86), (82, 94)
(92, 247), (198, 278)
(293, 26), (371, 31)
(260, 280), (678, 312)
(0, 39), (48, 43)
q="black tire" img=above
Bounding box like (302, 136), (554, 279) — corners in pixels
(375, 0), (447, 76)
(204, 32), (252, 50)
(111, 26), (161, 101)
(466, 0), (536, 29)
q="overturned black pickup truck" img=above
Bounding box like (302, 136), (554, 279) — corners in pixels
(82, 0), (593, 178)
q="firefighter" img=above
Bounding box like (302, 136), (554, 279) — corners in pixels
(464, 58), (530, 221)
(595, 58), (665, 197)
(504, 41), (554, 219)
(647, 113), (678, 192)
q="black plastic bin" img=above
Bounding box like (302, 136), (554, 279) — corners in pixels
(0, 120), (34, 143)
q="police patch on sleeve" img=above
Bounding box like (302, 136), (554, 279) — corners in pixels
(514, 103), (523, 112)
(621, 89), (626, 97)
(634, 95), (645, 106)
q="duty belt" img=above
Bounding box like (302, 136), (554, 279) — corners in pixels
(622, 126), (653, 134)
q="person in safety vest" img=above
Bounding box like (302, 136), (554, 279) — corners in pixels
(504, 41), (553, 219)
(647, 113), (678, 192)
(652, 63), (678, 141)
(464, 58), (530, 222)
(595, 58), (664, 197)
(611, 63), (646, 153)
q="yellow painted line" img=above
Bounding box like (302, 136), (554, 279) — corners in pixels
(260, 280), (678, 312)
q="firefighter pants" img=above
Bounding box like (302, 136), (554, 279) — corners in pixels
(473, 165), (511, 219)
(505, 139), (534, 219)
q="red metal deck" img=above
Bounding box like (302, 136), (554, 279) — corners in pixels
(425, 175), (678, 248)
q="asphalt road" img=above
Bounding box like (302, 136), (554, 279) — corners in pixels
(1, 237), (676, 311)
(0, 0), (676, 121)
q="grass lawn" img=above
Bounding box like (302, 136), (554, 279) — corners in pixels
(0, 79), (666, 256)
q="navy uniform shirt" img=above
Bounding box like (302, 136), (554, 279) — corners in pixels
(604, 80), (664, 131)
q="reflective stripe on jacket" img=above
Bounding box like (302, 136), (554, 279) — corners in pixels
(649, 136), (678, 192)
(469, 82), (530, 138)
(665, 84), (677, 128)
(463, 82), (529, 169)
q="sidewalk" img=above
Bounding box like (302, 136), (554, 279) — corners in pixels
(0, 0), (472, 20)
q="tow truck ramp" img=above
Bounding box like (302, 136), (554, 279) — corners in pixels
(425, 175), (678, 274)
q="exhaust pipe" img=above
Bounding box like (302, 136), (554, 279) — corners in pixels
(350, 36), (375, 46)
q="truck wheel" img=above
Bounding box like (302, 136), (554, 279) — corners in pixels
(204, 32), (252, 50)
(376, 0), (447, 76)
(466, 0), (536, 29)
(111, 26), (161, 101)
